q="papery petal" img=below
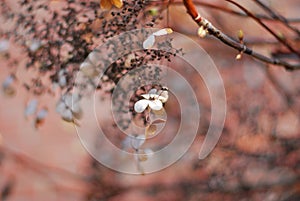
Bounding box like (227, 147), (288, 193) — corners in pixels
(152, 108), (165, 116)
(158, 96), (168, 103)
(56, 100), (66, 114)
(124, 53), (135, 67)
(35, 108), (48, 128)
(198, 26), (207, 38)
(121, 136), (132, 149)
(148, 88), (157, 95)
(148, 99), (163, 111)
(144, 148), (154, 157)
(63, 94), (72, 106)
(59, 75), (67, 87)
(151, 118), (166, 124)
(72, 92), (81, 103)
(72, 105), (82, 119)
(158, 90), (168, 103)
(61, 109), (73, 122)
(0, 39), (9, 53)
(2, 85), (15, 96)
(64, 92), (80, 107)
(153, 28), (173, 36)
(111, 0), (123, 8)
(80, 62), (98, 77)
(138, 148), (154, 161)
(131, 135), (145, 150)
(141, 94), (150, 100)
(141, 93), (160, 100)
(2, 75), (14, 88)
(143, 34), (155, 49)
(2, 75), (16, 96)
(2, 75), (15, 96)
(36, 108), (48, 120)
(28, 40), (42, 52)
(100, 0), (112, 9)
(134, 99), (150, 113)
(145, 124), (157, 137)
(25, 99), (38, 117)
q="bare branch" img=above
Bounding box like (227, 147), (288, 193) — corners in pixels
(170, 1), (300, 23)
(182, 0), (300, 70)
(226, 0), (300, 57)
(252, 0), (300, 36)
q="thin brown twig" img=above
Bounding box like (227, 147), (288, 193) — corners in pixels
(182, 0), (300, 70)
(252, 0), (300, 36)
(225, 0), (300, 58)
(167, 1), (300, 23)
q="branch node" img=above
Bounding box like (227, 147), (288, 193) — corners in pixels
(195, 14), (201, 21)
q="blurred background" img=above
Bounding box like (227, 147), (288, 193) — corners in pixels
(0, 0), (300, 200)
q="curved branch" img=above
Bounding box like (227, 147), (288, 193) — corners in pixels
(252, 0), (300, 36)
(182, 0), (300, 70)
(226, 0), (300, 57)
(170, 1), (300, 23)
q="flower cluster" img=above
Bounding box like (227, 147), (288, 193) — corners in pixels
(134, 88), (168, 113)
(124, 87), (169, 174)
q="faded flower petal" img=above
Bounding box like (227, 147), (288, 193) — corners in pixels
(56, 92), (82, 122)
(36, 108), (48, 120)
(0, 39), (9, 53)
(141, 93), (159, 100)
(35, 108), (48, 128)
(72, 93), (81, 103)
(56, 100), (65, 114)
(72, 104), (83, 119)
(148, 88), (157, 95)
(138, 148), (154, 161)
(80, 62), (98, 77)
(27, 39), (42, 52)
(61, 109), (73, 122)
(100, 0), (112, 9)
(134, 99), (150, 113)
(198, 26), (207, 38)
(111, 0), (123, 8)
(153, 28), (173, 36)
(2, 75), (14, 89)
(124, 53), (135, 68)
(143, 148), (154, 157)
(100, 0), (123, 9)
(145, 124), (157, 137)
(25, 99), (38, 117)
(151, 118), (166, 124)
(2, 75), (16, 96)
(148, 99), (163, 111)
(158, 90), (168, 103)
(131, 135), (146, 150)
(143, 34), (155, 49)
(63, 92), (81, 108)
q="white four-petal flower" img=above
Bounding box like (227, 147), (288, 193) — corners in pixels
(134, 88), (168, 113)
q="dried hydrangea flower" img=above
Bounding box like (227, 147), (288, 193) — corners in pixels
(134, 88), (169, 113)
(56, 93), (82, 123)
